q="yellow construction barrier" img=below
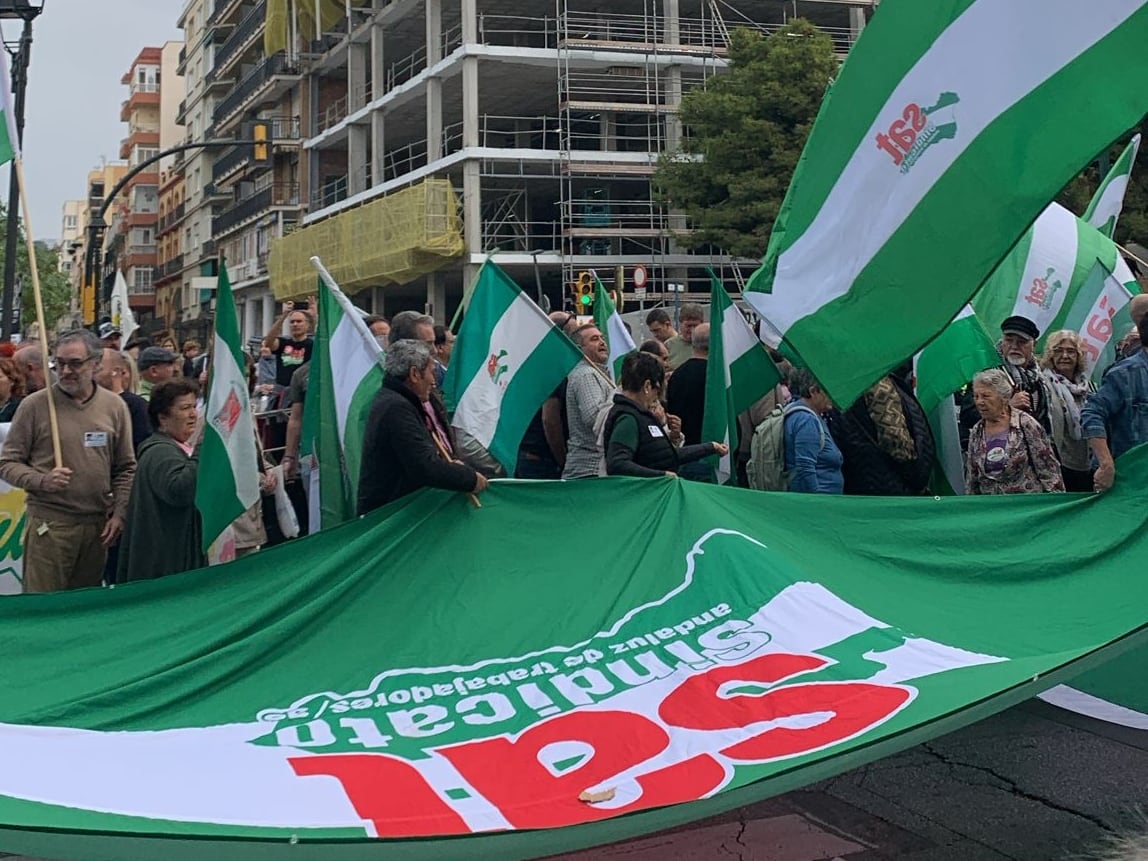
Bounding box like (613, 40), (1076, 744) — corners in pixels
(269, 179), (466, 299)
(264, 0), (346, 56)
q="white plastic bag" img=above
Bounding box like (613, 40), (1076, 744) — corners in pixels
(270, 464), (300, 539)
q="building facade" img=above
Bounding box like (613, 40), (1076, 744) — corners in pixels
(207, 0), (306, 345)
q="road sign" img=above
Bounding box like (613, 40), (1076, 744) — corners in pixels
(633, 265), (648, 290)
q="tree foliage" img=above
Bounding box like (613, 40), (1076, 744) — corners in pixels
(0, 204), (72, 333)
(654, 21), (839, 259)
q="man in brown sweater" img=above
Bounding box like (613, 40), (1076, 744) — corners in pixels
(0, 330), (136, 592)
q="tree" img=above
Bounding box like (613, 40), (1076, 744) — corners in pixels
(1057, 130), (1148, 250)
(654, 21), (839, 259)
(0, 204), (72, 334)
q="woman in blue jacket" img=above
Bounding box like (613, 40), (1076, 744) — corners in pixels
(784, 367), (844, 493)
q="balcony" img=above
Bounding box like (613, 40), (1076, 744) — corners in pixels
(156, 255), (185, 280)
(212, 145), (251, 185)
(213, 0), (267, 76)
(176, 98), (188, 125)
(120, 129), (159, 160)
(201, 239), (218, 260)
(204, 182), (232, 202)
(212, 116), (301, 185)
(176, 45), (187, 75)
(212, 182), (300, 236)
(204, 65), (235, 94)
(157, 202), (186, 235)
(213, 53), (300, 129)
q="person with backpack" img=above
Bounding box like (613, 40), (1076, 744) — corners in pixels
(783, 367), (844, 493)
(603, 352), (726, 478)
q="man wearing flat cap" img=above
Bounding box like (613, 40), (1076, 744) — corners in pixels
(996, 315), (1051, 433)
(137, 346), (179, 402)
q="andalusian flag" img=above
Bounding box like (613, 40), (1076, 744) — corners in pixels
(445, 261), (583, 473)
(305, 258), (384, 530)
(0, 46), (19, 165)
(195, 261), (260, 553)
(913, 305), (998, 415)
(745, 0), (1148, 407)
(972, 203), (1136, 343)
(1083, 134), (1141, 238)
(701, 277), (781, 485)
(593, 274), (635, 380)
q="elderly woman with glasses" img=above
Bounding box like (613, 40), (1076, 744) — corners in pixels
(1039, 329), (1096, 491)
(965, 368), (1064, 495)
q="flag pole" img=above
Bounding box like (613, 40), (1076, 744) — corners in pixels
(1117, 242), (1148, 274)
(13, 156), (62, 469)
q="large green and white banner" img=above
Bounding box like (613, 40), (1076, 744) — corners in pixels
(2, 447), (1148, 860)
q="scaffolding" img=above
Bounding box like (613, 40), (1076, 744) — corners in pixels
(555, 0), (731, 302)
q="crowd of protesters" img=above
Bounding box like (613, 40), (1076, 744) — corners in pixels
(1, 286), (1145, 594)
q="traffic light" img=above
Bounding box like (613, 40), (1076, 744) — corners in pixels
(576, 271), (594, 310)
(252, 120), (271, 164)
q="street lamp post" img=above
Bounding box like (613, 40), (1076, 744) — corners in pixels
(0, 0), (44, 341)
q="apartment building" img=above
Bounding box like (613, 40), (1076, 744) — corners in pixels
(174, 0), (233, 344)
(266, 0), (870, 324)
(206, 0), (306, 344)
(58, 200), (83, 278)
(105, 45), (186, 324)
(71, 163), (129, 327)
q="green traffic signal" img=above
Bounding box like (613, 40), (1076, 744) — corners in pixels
(580, 293), (592, 306)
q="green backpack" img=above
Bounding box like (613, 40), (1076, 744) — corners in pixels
(746, 404), (823, 491)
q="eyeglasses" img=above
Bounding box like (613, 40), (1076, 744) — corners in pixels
(56, 357), (95, 372)
(1051, 347), (1079, 356)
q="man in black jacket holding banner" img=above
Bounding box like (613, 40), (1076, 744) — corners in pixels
(357, 340), (488, 516)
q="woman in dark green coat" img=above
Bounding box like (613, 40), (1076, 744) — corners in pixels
(118, 379), (205, 582)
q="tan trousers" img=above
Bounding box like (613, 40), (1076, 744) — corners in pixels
(22, 514), (107, 593)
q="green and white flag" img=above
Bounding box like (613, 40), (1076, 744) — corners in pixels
(913, 305), (998, 415)
(593, 273), (635, 380)
(445, 261), (584, 473)
(745, 0), (1148, 408)
(305, 257), (385, 530)
(702, 277), (782, 485)
(0, 47), (20, 165)
(971, 203), (1135, 343)
(195, 260), (260, 553)
(1059, 259), (1138, 381)
(1083, 133), (1141, 237)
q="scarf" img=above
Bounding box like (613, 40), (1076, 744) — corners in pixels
(1042, 368), (1088, 441)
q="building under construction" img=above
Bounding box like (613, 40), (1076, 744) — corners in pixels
(259, 0), (872, 326)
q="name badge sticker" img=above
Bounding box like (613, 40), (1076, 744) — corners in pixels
(648, 425), (665, 438)
(84, 432), (109, 448)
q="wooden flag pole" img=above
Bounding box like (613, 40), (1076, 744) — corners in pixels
(1117, 242), (1148, 275)
(13, 156), (62, 470)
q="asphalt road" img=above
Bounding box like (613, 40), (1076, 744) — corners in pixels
(549, 700), (1147, 861)
(1, 701), (1143, 861)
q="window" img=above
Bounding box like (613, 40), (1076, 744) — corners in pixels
(64, 215), (78, 229)
(131, 268), (155, 294)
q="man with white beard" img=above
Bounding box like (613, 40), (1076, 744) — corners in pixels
(995, 315), (1052, 433)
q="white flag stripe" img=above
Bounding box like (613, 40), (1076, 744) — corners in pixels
(1008, 205), (1079, 333)
(1078, 275), (1133, 374)
(767, 0), (1140, 332)
(452, 293), (553, 448)
(330, 314), (381, 447)
(210, 332), (259, 510)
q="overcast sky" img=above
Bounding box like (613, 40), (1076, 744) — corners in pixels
(0, 0), (183, 243)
